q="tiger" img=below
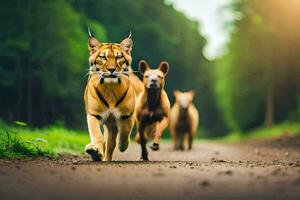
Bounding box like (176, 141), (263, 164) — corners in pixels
(84, 29), (142, 161)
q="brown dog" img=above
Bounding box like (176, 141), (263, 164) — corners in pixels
(135, 60), (170, 160)
(169, 90), (199, 150)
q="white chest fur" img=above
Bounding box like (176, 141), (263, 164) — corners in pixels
(99, 108), (122, 120)
(104, 77), (119, 83)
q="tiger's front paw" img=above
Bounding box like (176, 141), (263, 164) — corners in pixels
(150, 143), (160, 151)
(85, 142), (104, 161)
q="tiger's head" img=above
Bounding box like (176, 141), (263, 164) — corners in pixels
(88, 29), (133, 84)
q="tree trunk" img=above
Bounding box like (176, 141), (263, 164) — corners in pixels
(264, 83), (274, 127)
(27, 62), (33, 125)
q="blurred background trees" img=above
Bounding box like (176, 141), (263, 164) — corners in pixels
(0, 0), (226, 135)
(214, 0), (300, 132)
(0, 0), (106, 128)
(0, 0), (299, 136)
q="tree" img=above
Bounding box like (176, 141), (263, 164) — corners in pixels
(0, 0), (227, 135)
(214, 0), (300, 131)
(72, 0), (227, 134)
(0, 0), (107, 127)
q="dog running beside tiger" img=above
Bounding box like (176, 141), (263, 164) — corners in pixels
(84, 29), (142, 161)
(135, 60), (171, 161)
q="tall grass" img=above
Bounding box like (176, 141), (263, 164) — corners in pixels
(17, 126), (89, 154)
(0, 129), (53, 158)
(0, 120), (89, 158)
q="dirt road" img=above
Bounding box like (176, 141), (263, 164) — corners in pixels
(1, 135), (300, 200)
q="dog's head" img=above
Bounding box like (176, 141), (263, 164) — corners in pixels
(138, 60), (169, 89)
(173, 90), (195, 109)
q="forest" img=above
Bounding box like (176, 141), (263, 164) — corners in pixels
(0, 0), (299, 137)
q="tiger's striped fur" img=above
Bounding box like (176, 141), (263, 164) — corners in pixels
(84, 31), (142, 161)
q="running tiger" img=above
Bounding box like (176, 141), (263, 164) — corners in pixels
(84, 29), (140, 161)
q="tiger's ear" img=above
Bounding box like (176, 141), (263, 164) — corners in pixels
(139, 60), (150, 75)
(88, 28), (101, 55)
(120, 32), (133, 55)
(158, 61), (169, 75)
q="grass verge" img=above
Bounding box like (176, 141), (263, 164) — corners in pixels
(1, 120), (299, 158)
(215, 122), (300, 143)
(0, 129), (53, 158)
(0, 121), (89, 159)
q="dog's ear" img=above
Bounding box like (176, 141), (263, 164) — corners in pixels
(120, 32), (133, 55)
(139, 60), (150, 75)
(88, 28), (101, 55)
(173, 90), (180, 97)
(158, 61), (169, 75)
(189, 90), (196, 98)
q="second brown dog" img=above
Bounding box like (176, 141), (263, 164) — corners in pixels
(170, 90), (199, 150)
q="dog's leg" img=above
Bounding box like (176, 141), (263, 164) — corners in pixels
(138, 124), (148, 161)
(170, 126), (178, 150)
(85, 114), (105, 161)
(173, 130), (180, 150)
(179, 133), (184, 151)
(151, 116), (168, 151)
(188, 131), (193, 150)
(117, 117), (134, 152)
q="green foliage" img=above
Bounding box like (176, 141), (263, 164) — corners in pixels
(72, 0), (227, 134)
(1, 0), (299, 136)
(214, 0), (300, 131)
(0, 0), (226, 135)
(0, 0), (91, 127)
(217, 122), (300, 143)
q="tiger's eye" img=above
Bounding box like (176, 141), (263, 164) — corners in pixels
(116, 54), (123, 59)
(100, 56), (107, 60)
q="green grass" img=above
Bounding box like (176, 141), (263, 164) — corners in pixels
(0, 121), (89, 158)
(16, 126), (89, 155)
(0, 120), (299, 158)
(215, 122), (300, 143)
(0, 129), (53, 158)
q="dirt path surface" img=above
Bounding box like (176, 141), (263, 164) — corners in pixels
(1, 135), (300, 200)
